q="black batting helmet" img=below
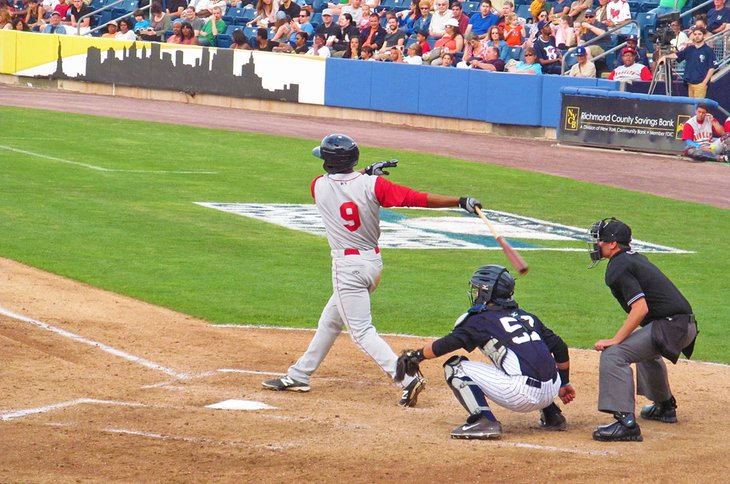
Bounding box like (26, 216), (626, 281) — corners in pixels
(469, 265), (515, 306)
(312, 134), (359, 174)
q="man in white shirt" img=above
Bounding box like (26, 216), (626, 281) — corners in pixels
(429, 0), (453, 38)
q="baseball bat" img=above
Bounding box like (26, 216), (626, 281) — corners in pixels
(475, 207), (529, 275)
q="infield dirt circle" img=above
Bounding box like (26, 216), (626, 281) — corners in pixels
(1, 86), (729, 482)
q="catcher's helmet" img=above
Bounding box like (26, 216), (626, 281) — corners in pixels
(312, 134), (359, 174)
(587, 217), (632, 268)
(469, 265), (515, 306)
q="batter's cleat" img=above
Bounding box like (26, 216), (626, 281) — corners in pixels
(261, 376), (310, 392)
(398, 376), (426, 407)
(640, 396), (677, 423)
(451, 417), (502, 440)
(539, 404), (567, 431)
(593, 412), (643, 442)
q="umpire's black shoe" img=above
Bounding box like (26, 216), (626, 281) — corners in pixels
(640, 396), (677, 423)
(539, 403), (567, 431)
(593, 412), (643, 442)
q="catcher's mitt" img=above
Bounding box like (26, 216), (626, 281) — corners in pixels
(395, 349), (425, 383)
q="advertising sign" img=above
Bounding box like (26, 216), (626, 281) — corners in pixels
(559, 93), (694, 154)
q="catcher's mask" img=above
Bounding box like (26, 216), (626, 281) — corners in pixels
(469, 265), (515, 306)
(587, 217), (632, 268)
(312, 133), (359, 174)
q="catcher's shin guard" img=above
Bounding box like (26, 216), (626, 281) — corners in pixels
(443, 356), (497, 421)
(684, 147), (722, 162)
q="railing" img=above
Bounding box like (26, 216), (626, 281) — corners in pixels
(560, 19), (640, 75)
(78, 0), (151, 37)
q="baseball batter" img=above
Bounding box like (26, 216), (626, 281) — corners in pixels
(588, 217), (698, 442)
(262, 133), (483, 407)
(397, 265), (576, 439)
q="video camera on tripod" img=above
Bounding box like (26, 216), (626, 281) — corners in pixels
(652, 12), (680, 49)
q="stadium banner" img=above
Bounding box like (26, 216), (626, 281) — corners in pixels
(558, 89), (696, 154)
(0, 30), (325, 105)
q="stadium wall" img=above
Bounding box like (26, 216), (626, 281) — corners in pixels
(0, 30), (621, 137)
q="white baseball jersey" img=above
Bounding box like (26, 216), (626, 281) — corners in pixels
(683, 114), (718, 146)
(608, 62), (651, 81)
(287, 172), (428, 388)
(311, 172), (428, 250)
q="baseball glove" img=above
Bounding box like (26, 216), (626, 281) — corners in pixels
(395, 349), (425, 383)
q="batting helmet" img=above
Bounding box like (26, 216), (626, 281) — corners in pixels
(312, 134), (359, 174)
(587, 217), (632, 268)
(469, 265), (515, 306)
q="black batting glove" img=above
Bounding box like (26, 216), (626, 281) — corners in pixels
(364, 159), (398, 176)
(459, 197), (482, 214)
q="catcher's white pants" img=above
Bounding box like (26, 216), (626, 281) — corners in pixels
(457, 353), (560, 413)
(288, 250), (415, 388)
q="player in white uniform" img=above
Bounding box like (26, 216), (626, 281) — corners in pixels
(263, 133), (483, 406)
(399, 265), (576, 438)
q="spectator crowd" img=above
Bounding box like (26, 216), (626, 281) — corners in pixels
(0, 0), (728, 88)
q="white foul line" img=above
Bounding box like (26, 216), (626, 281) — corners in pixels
(1, 398), (145, 421)
(494, 441), (618, 456)
(0, 145), (218, 174)
(0, 306), (188, 379)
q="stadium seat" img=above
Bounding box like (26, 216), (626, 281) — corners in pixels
(225, 24), (239, 35)
(310, 12), (323, 28)
(90, 0), (106, 10)
(312, 0), (327, 13)
(375, 0), (397, 12)
(222, 7), (245, 24)
(217, 35), (232, 48)
(638, 11), (657, 45)
(462, 0), (479, 14)
(516, 4), (531, 20)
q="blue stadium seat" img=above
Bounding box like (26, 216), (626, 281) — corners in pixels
(375, 0), (398, 13)
(310, 12), (323, 28)
(507, 45), (522, 60)
(222, 7), (245, 23)
(218, 35), (232, 48)
(90, 0), (106, 10)
(312, 0), (327, 13)
(462, 0), (480, 14)
(225, 24), (239, 35)
(516, 4), (531, 20)
(638, 11), (657, 45)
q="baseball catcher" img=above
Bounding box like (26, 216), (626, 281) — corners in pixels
(399, 265), (575, 439)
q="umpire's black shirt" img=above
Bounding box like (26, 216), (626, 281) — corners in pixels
(606, 250), (693, 326)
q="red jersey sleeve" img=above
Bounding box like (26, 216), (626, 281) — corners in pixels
(374, 176), (428, 208)
(681, 123), (694, 142)
(607, 71), (615, 80)
(724, 119), (730, 133)
(640, 67), (652, 81)
(311, 175), (323, 200)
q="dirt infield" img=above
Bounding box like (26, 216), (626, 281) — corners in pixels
(1, 257), (729, 482)
(2, 86), (730, 482)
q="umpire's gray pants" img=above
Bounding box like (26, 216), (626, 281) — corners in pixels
(598, 322), (697, 414)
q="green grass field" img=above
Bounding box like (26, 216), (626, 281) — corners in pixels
(2, 106), (728, 363)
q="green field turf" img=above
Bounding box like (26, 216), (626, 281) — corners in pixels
(1, 106), (728, 363)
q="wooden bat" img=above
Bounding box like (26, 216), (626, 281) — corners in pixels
(475, 207), (529, 275)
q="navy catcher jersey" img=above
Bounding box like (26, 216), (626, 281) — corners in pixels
(444, 305), (562, 382)
(605, 250), (692, 325)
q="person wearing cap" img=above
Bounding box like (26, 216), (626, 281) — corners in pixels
(101, 19), (118, 38)
(680, 102), (729, 162)
(578, 9), (609, 58)
(614, 34), (649, 69)
(42, 10), (66, 33)
(607, 47), (651, 80)
(566, 45), (596, 76)
(359, 12), (386, 49)
(315, 8), (339, 40)
(658, 26), (718, 99)
(587, 217), (697, 442)
(428, 0), (453, 38)
(465, 0), (497, 39)
(425, 18), (463, 64)
(534, 19), (563, 74)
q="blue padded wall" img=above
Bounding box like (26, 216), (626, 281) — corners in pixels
(417, 66), (470, 119)
(324, 58), (373, 110)
(370, 62), (421, 114)
(466, 70), (543, 126)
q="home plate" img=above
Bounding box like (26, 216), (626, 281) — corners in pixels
(206, 399), (276, 410)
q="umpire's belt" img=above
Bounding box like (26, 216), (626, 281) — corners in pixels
(332, 247), (380, 257)
(526, 377), (542, 389)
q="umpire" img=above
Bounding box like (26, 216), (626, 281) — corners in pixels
(587, 218), (698, 442)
